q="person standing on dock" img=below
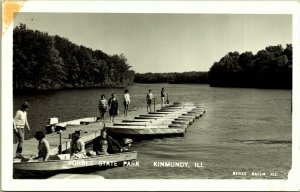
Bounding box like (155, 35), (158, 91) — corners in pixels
(70, 132), (86, 159)
(161, 88), (166, 108)
(123, 89), (130, 117)
(33, 131), (50, 161)
(108, 93), (119, 123)
(98, 94), (108, 122)
(13, 102), (31, 157)
(146, 89), (154, 112)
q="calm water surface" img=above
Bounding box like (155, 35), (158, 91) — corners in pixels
(13, 84), (292, 179)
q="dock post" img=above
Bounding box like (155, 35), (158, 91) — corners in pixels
(59, 131), (62, 154)
(65, 141), (68, 152)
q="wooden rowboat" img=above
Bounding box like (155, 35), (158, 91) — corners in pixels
(135, 115), (196, 120)
(113, 122), (188, 129)
(105, 125), (170, 129)
(114, 122), (171, 126)
(13, 151), (137, 172)
(106, 126), (185, 139)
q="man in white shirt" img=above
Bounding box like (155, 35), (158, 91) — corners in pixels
(13, 102), (31, 156)
(123, 89), (130, 117)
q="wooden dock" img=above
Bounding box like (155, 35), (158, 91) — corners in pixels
(13, 102), (205, 157)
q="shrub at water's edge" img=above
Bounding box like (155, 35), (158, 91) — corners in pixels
(13, 24), (135, 91)
(209, 44), (292, 89)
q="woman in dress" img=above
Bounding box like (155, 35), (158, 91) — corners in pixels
(108, 93), (119, 123)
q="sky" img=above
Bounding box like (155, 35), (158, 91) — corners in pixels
(14, 13), (292, 73)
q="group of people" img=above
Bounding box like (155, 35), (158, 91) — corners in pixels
(70, 129), (132, 159)
(98, 88), (168, 121)
(30, 128), (131, 161)
(98, 89), (131, 123)
(146, 88), (168, 112)
(13, 102), (132, 161)
(13, 87), (168, 160)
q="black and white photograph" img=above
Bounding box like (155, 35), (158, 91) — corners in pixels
(2, 0), (300, 191)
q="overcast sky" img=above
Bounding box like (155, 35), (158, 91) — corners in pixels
(14, 13), (292, 73)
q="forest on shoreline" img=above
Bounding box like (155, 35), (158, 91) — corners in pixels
(135, 44), (292, 89)
(13, 24), (135, 91)
(208, 44), (292, 89)
(13, 24), (292, 92)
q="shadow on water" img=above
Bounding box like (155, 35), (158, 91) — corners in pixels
(239, 139), (292, 145)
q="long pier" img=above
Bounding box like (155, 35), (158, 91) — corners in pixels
(13, 102), (205, 157)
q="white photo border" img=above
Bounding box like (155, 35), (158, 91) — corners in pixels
(2, 0), (300, 191)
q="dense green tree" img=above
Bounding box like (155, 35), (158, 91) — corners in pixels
(13, 24), (135, 91)
(209, 44), (292, 89)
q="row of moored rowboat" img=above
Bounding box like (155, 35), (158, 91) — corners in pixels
(105, 102), (206, 140)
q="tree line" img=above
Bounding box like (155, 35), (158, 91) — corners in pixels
(13, 24), (135, 91)
(209, 44), (292, 89)
(135, 44), (292, 89)
(13, 24), (292, 90)
(134, 72), (209, 84)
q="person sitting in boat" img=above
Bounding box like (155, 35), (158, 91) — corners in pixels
(33, 131), (50, 161)
(121, 138), (133, 152)
(92, 129), (123, 155)
(70, 132), (87, 159)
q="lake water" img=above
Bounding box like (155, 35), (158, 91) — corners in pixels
(13, 83), (292, 179)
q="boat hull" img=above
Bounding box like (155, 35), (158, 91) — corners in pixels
(13, 151), (137, 172)
(107, 127), (185, 140)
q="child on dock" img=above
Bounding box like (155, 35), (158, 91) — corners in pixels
(98, 94), (108, 122)
(161, 88), (166, 107)
(123, 89), (130, 117)
(108, 93), (119, 123)
(13, 102), (31, 157)
(146, 89), (154, 112)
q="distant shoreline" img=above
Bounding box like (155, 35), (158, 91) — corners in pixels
(13, 81), (292, 94)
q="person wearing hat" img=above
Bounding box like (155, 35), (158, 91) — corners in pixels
(33, 131), (50, 161)
(121, 138), (133, 152)
(70, 132), (86, 158)
(13, 102), (31, 157)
